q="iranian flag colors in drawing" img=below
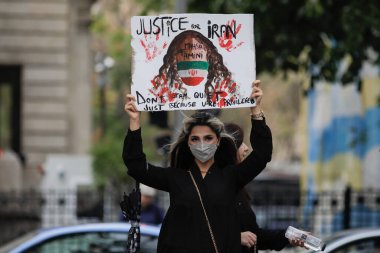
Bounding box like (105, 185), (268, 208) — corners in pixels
(176, 61), (209, 86)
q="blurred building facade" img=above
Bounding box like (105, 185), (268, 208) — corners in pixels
(0, 0), (94, 189)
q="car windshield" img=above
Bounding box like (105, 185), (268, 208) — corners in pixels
(323, 232), (352, 245)
(0, 225), (159, 253)
(305, 228), (380, 253)
(22, 232), (157, 253)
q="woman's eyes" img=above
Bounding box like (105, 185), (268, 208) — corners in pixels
(190, 136), (199, 142)
(190, 136), (214, 142)
(204, 136), (214, 141)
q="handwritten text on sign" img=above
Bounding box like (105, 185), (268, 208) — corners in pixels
(131, 14), (256, 111)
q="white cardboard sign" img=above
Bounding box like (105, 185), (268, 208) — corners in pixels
(131, 13), (256, 111)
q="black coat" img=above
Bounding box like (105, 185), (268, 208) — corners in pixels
(123, 119), (272, 253)
(237, 191), (289, 252)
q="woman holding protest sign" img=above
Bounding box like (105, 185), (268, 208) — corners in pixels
(123, 80), (271, 253)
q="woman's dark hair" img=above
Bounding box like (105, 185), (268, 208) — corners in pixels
(224, 123), (252, 202)
(153, 30), (232, 101)
(169, 111), (237, 170)
(224, 123), (244, 149)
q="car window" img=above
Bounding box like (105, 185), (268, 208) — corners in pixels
(24, 232), (158, 253)
(330, 236), (380, 253)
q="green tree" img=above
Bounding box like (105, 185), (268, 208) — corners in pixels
(91, 4), (131, 189)
(189, 0), (380, 85)
(90, 0), (164, 189)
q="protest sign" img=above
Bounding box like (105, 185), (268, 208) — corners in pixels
(131, 13), (256, 111)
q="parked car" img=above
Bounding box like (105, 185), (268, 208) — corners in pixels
(0, 223), (160, 253)
(310, 227), (380, 253)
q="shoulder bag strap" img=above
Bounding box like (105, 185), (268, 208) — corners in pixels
(188, 170), (219, 253)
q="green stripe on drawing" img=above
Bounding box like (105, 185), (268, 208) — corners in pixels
(177, 61), (209, 70)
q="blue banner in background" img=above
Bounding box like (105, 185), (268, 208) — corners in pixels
(303, 81), (380, 234)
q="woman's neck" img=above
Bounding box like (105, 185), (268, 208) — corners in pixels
(195, 159), (214, 177)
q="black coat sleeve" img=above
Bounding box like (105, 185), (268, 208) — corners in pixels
(234, 118), (273, 188)
(256, 228), (289, 251)
(122, 128), (170, 192)
(237, 192), (289, 251)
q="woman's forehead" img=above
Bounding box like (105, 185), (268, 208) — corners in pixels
(189, 125), (216, 135)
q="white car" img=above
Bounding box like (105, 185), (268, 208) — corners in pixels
(0, 223), (160, 253)
(311, 227), (380, 253)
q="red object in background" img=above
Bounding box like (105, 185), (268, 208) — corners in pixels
(0, 148), (4, 159)
(37, 164), (45, 175)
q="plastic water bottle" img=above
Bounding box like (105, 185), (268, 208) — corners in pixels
(285, 226), (326, 251)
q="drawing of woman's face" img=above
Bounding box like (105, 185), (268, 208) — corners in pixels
(175, 36), (209, 86)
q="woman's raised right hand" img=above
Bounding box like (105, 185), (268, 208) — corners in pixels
(125, 94), (140, 130)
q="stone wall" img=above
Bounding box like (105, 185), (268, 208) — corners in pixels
(0, 0), (93, 188)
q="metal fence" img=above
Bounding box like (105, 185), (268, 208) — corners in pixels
(249, 185), (380, 235)
(1, 186), (380, 246)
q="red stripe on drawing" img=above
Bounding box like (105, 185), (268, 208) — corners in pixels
(181, 77), (205, 86)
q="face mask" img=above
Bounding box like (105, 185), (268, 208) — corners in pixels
(189, 142), (218, 163)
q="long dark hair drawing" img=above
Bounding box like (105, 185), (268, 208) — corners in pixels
(150, 30), (238, 105)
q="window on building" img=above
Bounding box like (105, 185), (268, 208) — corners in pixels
(0, 84), (11, 148)
(0, 65), (22, 159)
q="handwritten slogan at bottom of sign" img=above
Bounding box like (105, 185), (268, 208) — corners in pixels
(131, 13), (256, 111)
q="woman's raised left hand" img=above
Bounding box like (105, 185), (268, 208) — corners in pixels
(250, 80), (263, 115)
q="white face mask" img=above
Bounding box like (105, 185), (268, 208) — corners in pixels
(189, 142), (218, 163)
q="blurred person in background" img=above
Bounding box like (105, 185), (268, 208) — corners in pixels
(140, 184), (164, 225)
(225, 122), (305, 252)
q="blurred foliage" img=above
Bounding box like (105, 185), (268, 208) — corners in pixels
(137, 0), (174, 15)
(91, 91), (159, 189)
(91, 10), (132, 90)
(90, 0), (139, 189)
(90, 86), (128, 188)
(91, 132), (128, 189)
